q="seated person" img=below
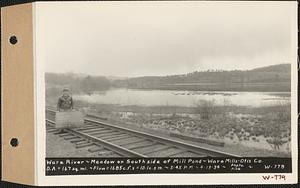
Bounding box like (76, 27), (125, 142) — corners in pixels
(57, 88), (73, 112)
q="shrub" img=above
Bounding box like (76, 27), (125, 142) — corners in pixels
(195, 99), (218, 120)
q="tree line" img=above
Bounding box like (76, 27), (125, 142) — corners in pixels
(46, 64), (291, 92)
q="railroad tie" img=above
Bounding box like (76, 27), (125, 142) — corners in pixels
(74, 140), (89, 145)
(142, 145), (171, 155)
(76, 142), (95, 148)
(90, 130), (116, 135)
(98, 132), (126, 139)
(81, 127), (108, 133)
(160, 148), (186, 157)
(56, 132), (72, 136)
(118, 139), (144, 146)
(105, 135), (132, 142)
(64, 135), (79, 140)
(76, 127), (104, 132)
(88, 146), (104, 153)
(98, 151), (114, 156)
(166, 150), (188, 157)
(70, 138), (86, 143)
(127, 142), (157, 150)
(47, 129), (59, 133)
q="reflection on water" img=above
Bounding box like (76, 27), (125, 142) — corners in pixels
(74, 89), (290, 107)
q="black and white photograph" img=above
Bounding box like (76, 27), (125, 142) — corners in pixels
(44, 2), (294, 159)
(1, 1), (297, 186)
(38, 1), (297, 181)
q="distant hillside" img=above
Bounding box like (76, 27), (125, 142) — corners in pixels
(113, 64), (291, 91)
(45, 73), (110, 92)
(46, 64), (291, 92)
(250, 64), (291, 73)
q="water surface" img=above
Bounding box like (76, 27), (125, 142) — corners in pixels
(74, 89), (290, 107)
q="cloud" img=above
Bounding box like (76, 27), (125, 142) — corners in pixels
(36, 1), (296, 76)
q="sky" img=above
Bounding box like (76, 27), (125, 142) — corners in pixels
(36, 1), (297, 77)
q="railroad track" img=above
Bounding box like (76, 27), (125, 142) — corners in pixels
(46, 109), (241, 158)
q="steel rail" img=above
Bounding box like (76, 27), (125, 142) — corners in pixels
(66, 128), (147, 158)
(45, 115), (146, 158)
(84, 118), (241, 157)
(46, 108), (241, 157)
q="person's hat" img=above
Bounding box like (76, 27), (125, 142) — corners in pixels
(62, 88), (70, 92)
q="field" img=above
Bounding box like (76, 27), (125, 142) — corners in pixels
(47, 97), (291, 157)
